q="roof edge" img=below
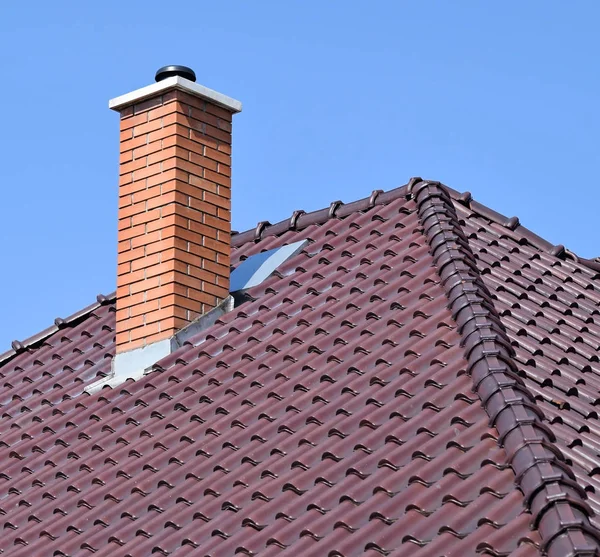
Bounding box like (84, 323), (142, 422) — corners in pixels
(231, 182), (600, 277)
(0, 292), (116, 368)
(409, 177), (600, 557)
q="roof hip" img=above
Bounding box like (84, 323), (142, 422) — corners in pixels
(408, 177), (600, 557)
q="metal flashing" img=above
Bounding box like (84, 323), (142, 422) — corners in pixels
(230, 240), (308, 292)
(170, 296), (234, 349)
(85, 296), (235, 394)
(85, 338), (171, 394)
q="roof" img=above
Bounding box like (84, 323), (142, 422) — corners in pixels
(1, 178), (600, 556)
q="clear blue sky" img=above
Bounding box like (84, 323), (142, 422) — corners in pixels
(0, 1), (598, 352)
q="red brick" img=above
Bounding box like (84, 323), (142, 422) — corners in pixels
(146, 214), (189, 234)
(130, 298), (160, 318)
(189, 129), (218, 150)
(118, 195), (133, 209)
(115, 331), (131, 347)
(147, 101), (187, 121)
(119, 202), (148, 220)
(187, 287), (218, 306)
(162, 204), (204, 225)
(129, 276), (161, 295)
(188, 220), (219, 238)
(146, 168), (188, 188)
(202, 281), (229, 299)
(133, 162), (163, 182)
(217, 142), (232, 155)
(188, 174), (218, 194)
(146, 191), (188, 211)
(161, 247), (203, 269)
(129, 322), (161, 342)
(133, 96), (164, 114)
(205, 102), (234, 122)
(118, 218), (132, 233)
(120, 179), (151, 197)
(117, 314), (145, 330)
(162, 111), (192, 128)
(120, 134), (149, 154)
(217, 163), (231, 177)
(189, 108), (220, 128)
(148, 123), (189, 143)
(217, 119), (232, 133)
(204, 146), (231, 166)
(131, 229), (162, 249)
(204, 123), (231, 144)
(145, 306), (189, 325)
(132, 208), (161, 227)
(188, 265), (220, 283)
(120, 112), (148, 131)
(120, 128), (133, 142)
(203, 259), (230, 279)
(161, 225), (202, 245)
(115, 291), (145, 310)
(161, 269), (213, 290)
(132, 185), (161, 204)
(119, 173), (133, 187)
(120, 105), (134, 118)
(169, 89), (206, 112)
(203, 213), (230, 233)
(162, 179), (204, 201)
(119, 151), (133, 164)
(133, 118), (163, 137)
(189, 197), (218, 216)
(145, 237), (185, 256)
(189, 151), (218, 172)
(159, 316), (190, 332)
(202, 236), (230, 256)
(119, 246), (145, 263)
(146, 283), (184, 302)
(120, 156), (150, 176)
(133, 140), (163, 159)
(117, 239), (131, 253)
(117, 261), (131, 276)
(145, 259), (188, 279)
(147, 145), (189, 167)
(204, 168), (231, 188)
(131, 253), (161, 272)
(203, 190), (231, 210)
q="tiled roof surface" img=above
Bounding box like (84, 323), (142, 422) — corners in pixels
(1, 179), (599, 556)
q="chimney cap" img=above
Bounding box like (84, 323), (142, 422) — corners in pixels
(155, 65), (196, 83)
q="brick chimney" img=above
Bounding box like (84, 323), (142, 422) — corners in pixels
(109, 66), (242, 354)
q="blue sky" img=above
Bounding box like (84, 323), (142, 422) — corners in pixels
(0, 1), (598, 351)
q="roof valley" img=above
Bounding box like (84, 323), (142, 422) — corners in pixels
(408, 178), (600, 557)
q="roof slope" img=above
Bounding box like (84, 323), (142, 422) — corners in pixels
(0, 179), (599, 556)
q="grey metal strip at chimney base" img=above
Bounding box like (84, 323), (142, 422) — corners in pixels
(85, 296), (235, 394)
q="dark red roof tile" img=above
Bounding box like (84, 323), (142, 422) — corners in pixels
(3, 179), (600, 555)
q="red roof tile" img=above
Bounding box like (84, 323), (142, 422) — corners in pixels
(1, 179), (600, 556)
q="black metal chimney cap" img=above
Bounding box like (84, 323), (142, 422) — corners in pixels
(155, 65), (196, 83)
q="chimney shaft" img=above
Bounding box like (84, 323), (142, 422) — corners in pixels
(109, 68), (241, 353)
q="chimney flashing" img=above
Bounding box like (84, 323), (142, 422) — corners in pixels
(86, 296), (235, 394)
(108, 75), (242, 113)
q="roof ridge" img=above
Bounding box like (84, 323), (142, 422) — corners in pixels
(231, 181), (600, 275)
(0, 292), (116, 368)
(409, 177), (600, 557)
